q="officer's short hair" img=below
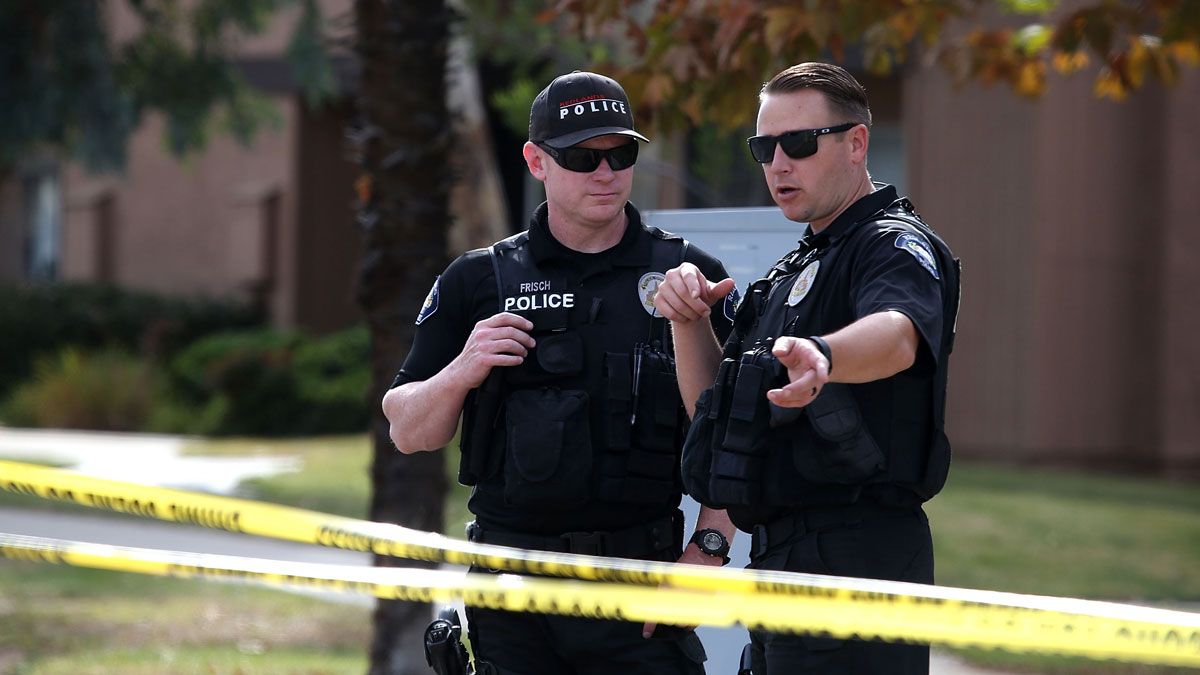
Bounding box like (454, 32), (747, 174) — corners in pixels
(761, 62), (872, 129)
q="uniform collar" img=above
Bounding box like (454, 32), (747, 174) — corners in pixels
(528, 201), (651, 268)
(804, 183), (899, 246)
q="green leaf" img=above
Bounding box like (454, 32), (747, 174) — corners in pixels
(491, 78), (540, 138)
(1013, 24), (1052, 56)
(997, 0), (1059, 15)
(287, 0), (338, 108)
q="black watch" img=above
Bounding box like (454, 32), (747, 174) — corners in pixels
(690, 528), (731, 565)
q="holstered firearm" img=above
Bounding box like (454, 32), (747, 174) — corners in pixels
(424, 607), (470, 675)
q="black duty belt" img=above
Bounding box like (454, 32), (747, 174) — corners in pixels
(750, 501), (918, 560)
(467, 515), (675, 559)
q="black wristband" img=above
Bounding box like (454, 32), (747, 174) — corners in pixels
(806, 335), (832, 375)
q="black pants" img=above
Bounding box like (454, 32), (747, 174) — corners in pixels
(466, 599), (706, 675)
(747, 505), (934, 675)
(463, 523), (706, 675)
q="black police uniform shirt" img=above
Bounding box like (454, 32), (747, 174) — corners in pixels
(725, 184), (946, 532)
(393, 202), (735, 536)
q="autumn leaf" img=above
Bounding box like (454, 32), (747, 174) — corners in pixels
(1016, 59), (1047, 96)
(1169, 40), (1200, 66)
(642, 72), (675, 107)
(550, 0), (1200, 128)
(1051, 49), (1089, 73)
(1094, 66), (1128, 100)
(762, 6), (807, 54)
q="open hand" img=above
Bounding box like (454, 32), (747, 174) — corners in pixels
(765, 337), (831, 408)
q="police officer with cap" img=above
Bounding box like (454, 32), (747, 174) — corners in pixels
(383, 70), (738, 675)
(654, 62), (961, 674)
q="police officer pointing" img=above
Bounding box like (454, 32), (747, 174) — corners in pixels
(655, 62), (961, 674)
(383, 71), (737, 675)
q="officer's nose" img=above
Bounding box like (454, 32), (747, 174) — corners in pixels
(768, 144), (792, 172)
(593, 158), (617, 179)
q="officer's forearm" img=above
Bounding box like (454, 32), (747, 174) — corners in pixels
(693, 506), (737, 546)
(382, 373), (471, 453)
(669, 319), (723, 418)
(824, 311), (919, 383)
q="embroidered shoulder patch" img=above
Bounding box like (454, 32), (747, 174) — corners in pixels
(895, 233), (939, 279)
(415, 276), (440, 325)
(723, 286), (741, 322)
(638, 272), (666, 317)
(787, 260), (820, 306)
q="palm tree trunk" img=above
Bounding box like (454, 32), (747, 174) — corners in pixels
(353, 0), (453, 672)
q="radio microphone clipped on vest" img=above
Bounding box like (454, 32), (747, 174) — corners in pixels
(630, 343), (644, 425)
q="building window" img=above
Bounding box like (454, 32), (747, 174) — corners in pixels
(24, 169), (61, 281)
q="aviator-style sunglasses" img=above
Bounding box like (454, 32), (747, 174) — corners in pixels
(537, 141), (639, 173)
(746, 122), (857, 163)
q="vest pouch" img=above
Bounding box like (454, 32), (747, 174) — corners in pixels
(503, 388), (592, 507)
(536, 332), (583, 376)
(632, 352), (681, 453)
(681, 386), (717, 503)
(792, 384), (886, 484)
(458, 370), (504, 485)
(722, 359), (768, 453)
(508, 330), (580, 387)
(609, 348), (684, 504)
(681, 358), (735, 505)
(605, 353), (633, 450)
(708, 355), (771, 507)
(707, 439), (766, 507)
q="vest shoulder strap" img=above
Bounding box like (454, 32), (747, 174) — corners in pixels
(488, 231), (531, 313)
(645, 228), (688, 350)
(644, 225), (687, 270)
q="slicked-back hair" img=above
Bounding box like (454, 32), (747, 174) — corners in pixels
(761, 62), (872, 128)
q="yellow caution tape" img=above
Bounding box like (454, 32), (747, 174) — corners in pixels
(0, 458), (869, 593)
(4, 460), (1200, 665)
(2, 532), (1200, 666)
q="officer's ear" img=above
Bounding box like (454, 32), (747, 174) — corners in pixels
(523, 141), (549, 181)
(848, 124), (869, 166)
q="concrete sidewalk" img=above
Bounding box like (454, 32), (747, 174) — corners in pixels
(0, 426), (298, 493)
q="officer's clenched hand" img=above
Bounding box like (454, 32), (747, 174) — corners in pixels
(767, 336), (831, 408)
(653, 263), (737, 323)
(450, 312), (536, 389)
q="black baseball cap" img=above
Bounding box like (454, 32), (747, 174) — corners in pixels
(528, 71), (650, 148)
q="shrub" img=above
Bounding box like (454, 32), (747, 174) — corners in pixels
(2, 348), (166, 431)
(293, 325), (371, 433)
(163, 325), (369, 436)
(0, 282), (262, 399)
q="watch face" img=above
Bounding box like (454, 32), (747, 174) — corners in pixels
(702, 531), (724, 552)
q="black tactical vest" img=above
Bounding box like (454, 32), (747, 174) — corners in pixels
(458, 227), (690, 509)
(682, 198), (961, 509)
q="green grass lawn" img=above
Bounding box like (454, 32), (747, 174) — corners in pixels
(0, 561), (370, 674)
(180, 434), (475, 537)
(928, 465), (1200, 601)
(925, 465), (1200, 674)
(3, 435), (1198, 673)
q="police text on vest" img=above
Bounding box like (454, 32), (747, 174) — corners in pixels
(504, 293), (575, 311)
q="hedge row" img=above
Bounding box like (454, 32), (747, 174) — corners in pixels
(1, 283), (370, 437)
(0, 282), (262, 399)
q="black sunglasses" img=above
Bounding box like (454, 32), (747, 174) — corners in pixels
(537, 141), (639, 173)
(746, 122), (858, 163)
